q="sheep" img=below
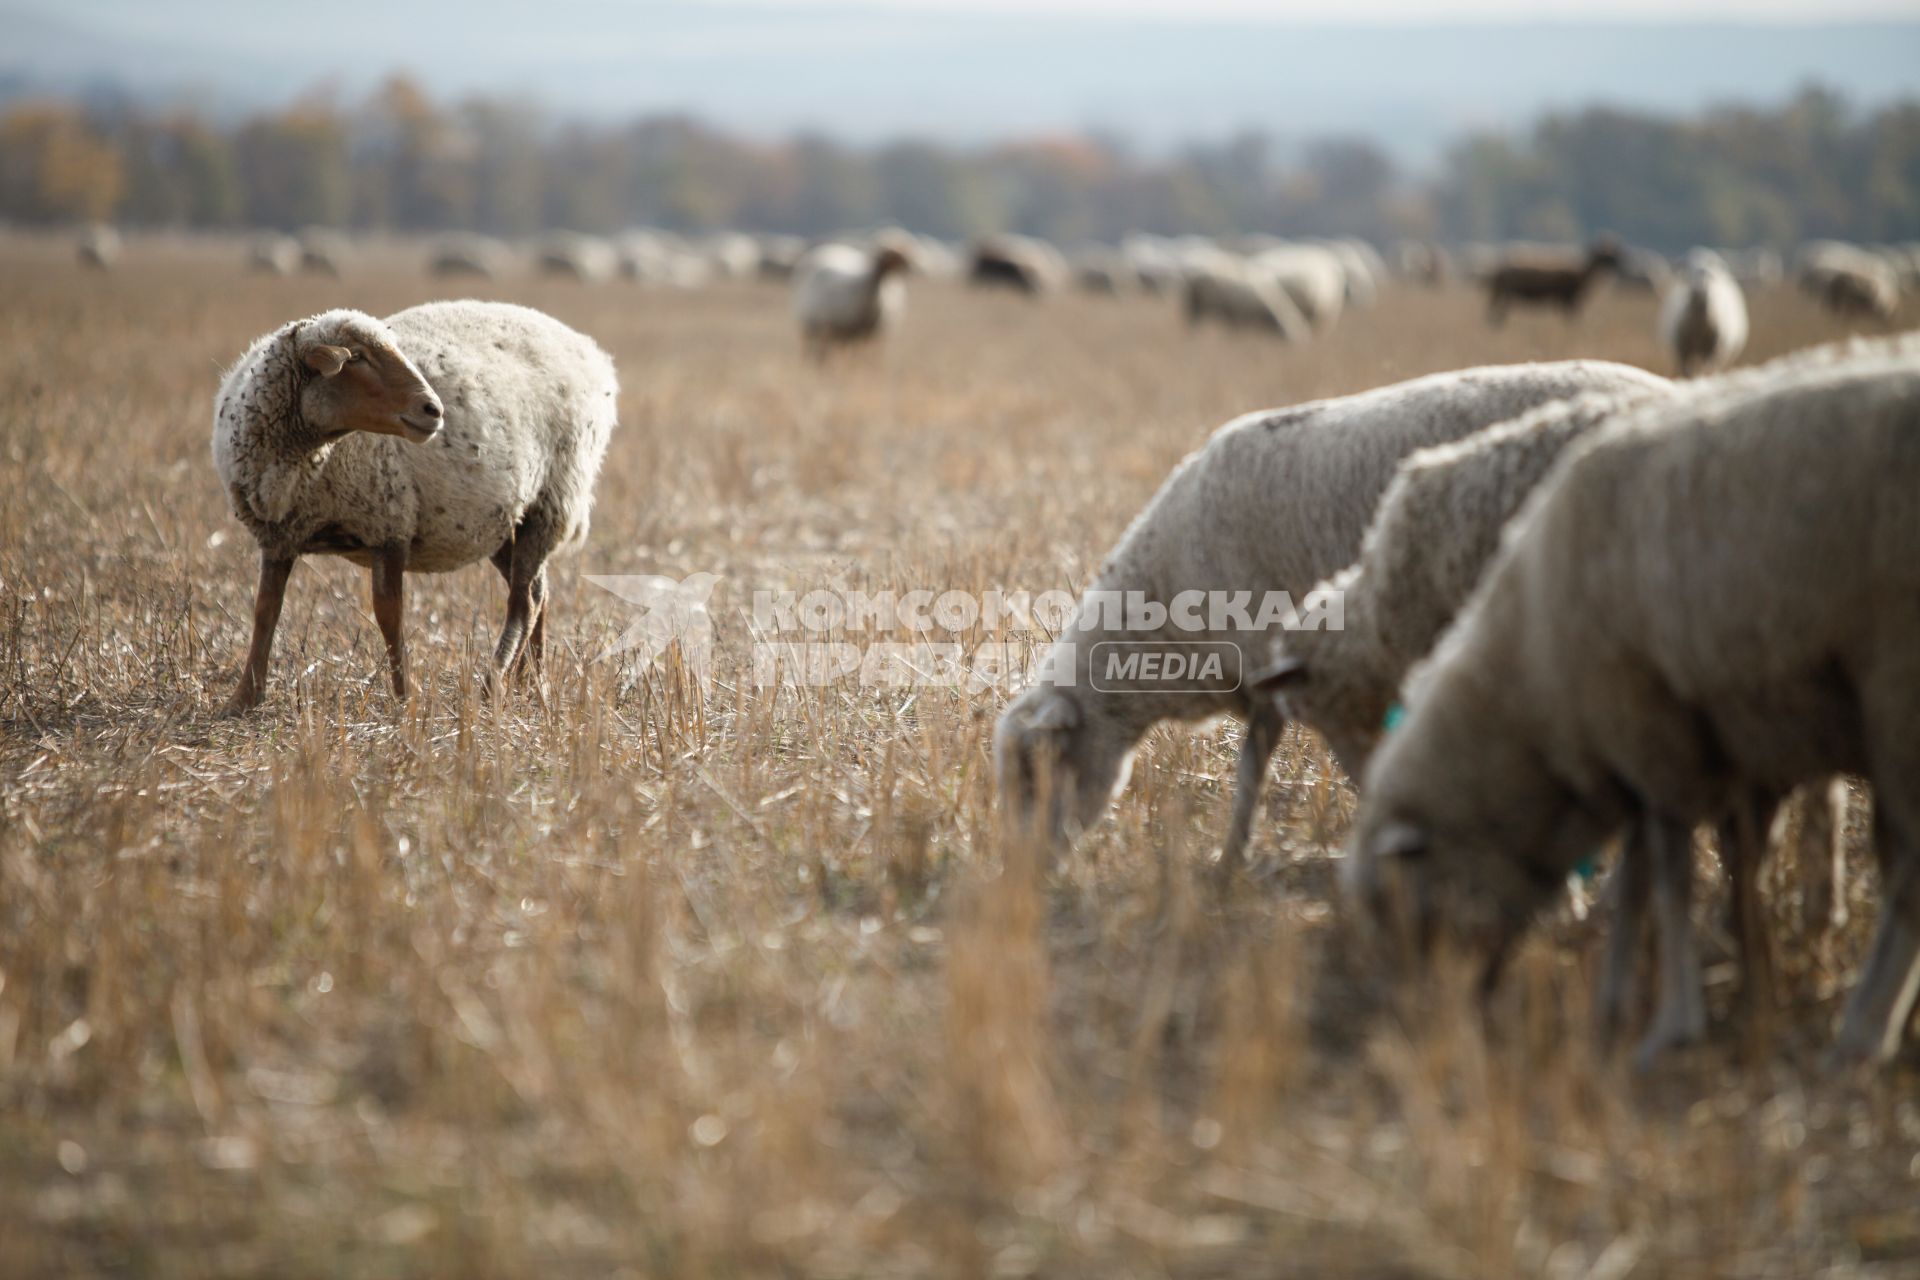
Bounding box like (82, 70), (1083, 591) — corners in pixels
(1071, 245), (1135, 295)
(211, 300), (618, 711)
(1344, 345), (1920, 1067)
(968, 234), (1067, 296)
(704, 231), (762, 280)
(1252, 244), (1347, 330)
(1182, 252), (1311, 340)
(1658, 249), (1749, 376)
(1322, 239), (1382, 308)
(618, 232), (713, 289)
(1798, 241), (1900, 322)
(248, 233), (301, 276)
(428, 233), (510, 279)
(77, 223), (121, 269)
(297, 227), (350, 277)
(1252, 383), (1674, 778)
(537, 232), (618, 283)
(993, 359), (1670, 865)
(792, 238), (914, 360)
(756, 234), (809, 282)
(1484, 235), (1622, 324)
(1121, 234), (1185, 296)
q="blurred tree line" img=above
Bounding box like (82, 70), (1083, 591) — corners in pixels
(2, 77), (1914, 251)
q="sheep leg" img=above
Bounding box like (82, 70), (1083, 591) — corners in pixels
(491, 516), (555, 683)
(223, 553), (295, 713)
(1595, 829), (1650, 1048)
(1216, 701), (1283, 881)
(1635, 815), (1707, 1069)
(490, 547), (548, 677)
(1831, 801), (1920, 1066)
(526, 564), (549, 671)
(371, 545), (409, 700)
(1723, 791), (1777, 1019)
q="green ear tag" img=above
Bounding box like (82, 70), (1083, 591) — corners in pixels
(1574, 855), (1598, 883)
(1382, 702), (1407, 733)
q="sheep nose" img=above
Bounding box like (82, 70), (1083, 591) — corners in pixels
(420, 399), (442, 419)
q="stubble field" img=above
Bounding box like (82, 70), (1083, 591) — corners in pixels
(1, 232), (1916, 1278)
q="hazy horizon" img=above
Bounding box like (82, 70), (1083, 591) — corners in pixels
(5, 3), (1918, 164)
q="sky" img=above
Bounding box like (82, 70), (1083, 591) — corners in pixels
(6, 1), (1919, 162)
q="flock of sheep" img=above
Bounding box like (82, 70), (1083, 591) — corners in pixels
(184, 211), (1916, 1076)
(995, 331), (1920, 1071)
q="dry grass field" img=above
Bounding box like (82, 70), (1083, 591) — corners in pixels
(2, 231), (1917, 1278)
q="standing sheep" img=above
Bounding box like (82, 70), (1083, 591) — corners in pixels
(212, 301), (619, 710)
(1182, 253), (1311, 340)
(994, 360), (1669, 864)
(297, 227), (350, 277)
(1658, 250), (1749, 376)
(792, 239), (914, 360)
(249, 234), (301, 276)
(968, 234), (1067, 295)
(430, 233), (511, 279)
(1484, 236), (1622, 325)
(1345, 350), (1920, 1066)
(77, 224), (121, 270)
(1798, 241), (1900, 322)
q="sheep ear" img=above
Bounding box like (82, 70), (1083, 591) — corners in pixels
(1249, 655), (1307, 694)
(1370, 821), (1430, 863)
(303, 344), (351, 377)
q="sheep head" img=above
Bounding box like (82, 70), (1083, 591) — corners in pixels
(296, 311), (444, 445)
(1342, 679), (1614, 973)
(994, 686), (1134, 850)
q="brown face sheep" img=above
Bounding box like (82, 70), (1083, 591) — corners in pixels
(1485, 236), (1623, 325)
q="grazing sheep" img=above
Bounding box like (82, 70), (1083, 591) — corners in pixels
(249, 233), (301, 276)
(1799, 241), (1900, 322)
(968, 234), (1067, 295)
(705, 231), (762, 280)
(756, 234), (809, 282)
(993, 360), (1669, 864)
(429, 233), (510, 279)
(1182, 253), (1310, 340)
(618, 232), (713, 289)
(1322, 239), (1382, 308)
(1345, 347), (1920, 1066)
(1659, 250), (1749, 376)
(1253, 382), (1673, 777)
(297, 227), (350, 277)
(1252, 244), (1347, 330)
(212, 301), (618, 711)
(77, 224), (121, 269)
(1484, 236), (1622, 324)
(1122, 234), (1185, 295)
(537, 232), (618, 283)
(792, 239), (914, 360)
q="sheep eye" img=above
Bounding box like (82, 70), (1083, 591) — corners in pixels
(347, 350), (365, 363)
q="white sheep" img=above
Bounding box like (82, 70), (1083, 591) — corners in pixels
(993, 360), (1670, 865)
(968, 234), (1068, 295)
(1658, 250), (1749, 376)
(248, 233), (301, 276)
(1799, 241), (1900, 321)
(212, 301), (618, 710)
(537, 232), (618, 283)
(77, 224), (121, 269)
(1182, 252), (1311, 340)
(428, 234), (510, 279)
(297, 227), (350, 277)
(792, 238), (914, 360)
(1253, 383), (1674, 777)
(1251, 244), (1346, 329)
(1345, 343), (1920, 1067)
